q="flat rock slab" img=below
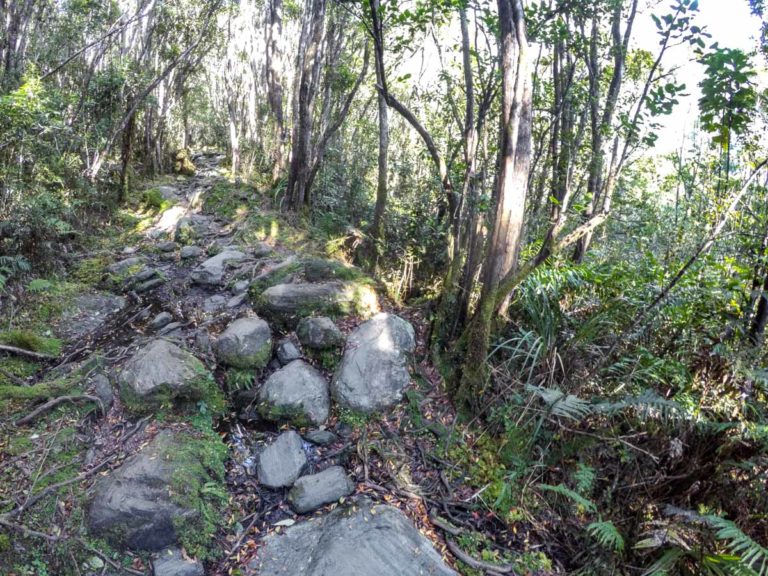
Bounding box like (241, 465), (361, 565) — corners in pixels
(257, 282), (378, 328)
(87, 431), (208, 551)
(288, 466), (354, 514)
(251, 500), (457, 576)
(117, 339), (208, 404)
(59, 293), (127, 341)
(258, 359), (330, 426)
(215, 317), (272, 368)
(297, 316), (344, 350)
(258, 430), (307, 489)
(331, 313), (416, 413)
(190, 249), (246, 285)
(153, 547), (204, 576)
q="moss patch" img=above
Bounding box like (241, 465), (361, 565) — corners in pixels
(0, 330), (62, 357)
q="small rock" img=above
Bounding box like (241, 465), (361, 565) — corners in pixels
(258, 431), (307, 489)
(215, 317), (272, 369)
(276, 339), (301, 365)
(190, 250), (246, 286)
(288, 466), (354, 514)
(122, 246), (138, 255)
(136, 278), (164, 293)
(226, 293), (247, 308)
(231, 280), (249, 294)
(157, 322), (183, 336)
(153, 547), (204, 576)
(303, 429), (337, 446)
(159, 252), (177, 262)
(91, 374), (114, 411)
(203, 294), (227, 313)
(297, 316), (344, 350)
(180, 245), (204, 259)
(150, 312), (173, 331)
(106, 257), (144, 275)
(258, 360), (330, 426)
(156, 241), (179, 252)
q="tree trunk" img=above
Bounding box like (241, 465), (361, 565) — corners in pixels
(266, 0), (286, 182)
(455, 0), (532, 411)
(369, 0), (388, 263)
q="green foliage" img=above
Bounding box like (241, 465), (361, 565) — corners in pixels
(0, 330), (62, 356)
(587, 521), (625, 554)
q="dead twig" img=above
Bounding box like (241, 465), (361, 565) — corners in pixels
(446, 538), (517, 574)
(0, 344), (56, 360)
(15, 395), (104, 426)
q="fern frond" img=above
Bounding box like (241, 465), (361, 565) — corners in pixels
(704, 516), (768, 576)
(587, 520), (625, 553)
(538, 483), (596, 513)
(527, 385), (592, 420)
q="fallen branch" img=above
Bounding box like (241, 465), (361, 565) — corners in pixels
(0, 367), (30, 386)
(446, 538), (517, 574)
(0, 344), (56, 361)
(15, 395), (104, 426)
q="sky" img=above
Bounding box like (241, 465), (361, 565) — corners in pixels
(634, 0), (764, 155)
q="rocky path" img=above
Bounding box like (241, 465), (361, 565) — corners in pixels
(62, 154), (458, 575)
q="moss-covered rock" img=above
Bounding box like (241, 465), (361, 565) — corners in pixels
(214, 317), (272, 369)
(173, 149), (196, 176)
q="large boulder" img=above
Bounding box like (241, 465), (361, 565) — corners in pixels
(331, 314), (415, 413)
(288, 466), (354, 514)
(256, 282), (378, 328)
(257, 430), (307, 489)
(87, 430), (226, 552)
(297, 316), (344, 350)
(117, 339), (215, 410)
(190, 249), (246, 285)
(258, 360), (330, 426)
(250, 499), (457, 576)
(215, 317), (272, 369)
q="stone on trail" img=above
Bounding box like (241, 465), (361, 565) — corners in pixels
(58, 293), (127, 341)
(226, 293), (247, 308)
(215, 317), (272, 369)
(257, 281), (378, 328)
(258, 359), (330, 426)
(117, 339), (211, 406)
(153, 547), (204, 576)
(231, 279), (250, 294)
(250, 499), (457, 576)
(331, 313), (416, 413)
(202, 294), (227, 313)
(156, 240), (179, 252)
(303, 429), (337, 446)
(297, 316), (344, 350)
(288, 466), (354, 514)
(150, 311), (173, 331)
(106, 256), (144, 275)
(190, 249), (246, 285)
(257, 430), (307, 489)
(87, 430), (225, 552)
(180, 245), (204, 259)
(276, 338), (301, 365)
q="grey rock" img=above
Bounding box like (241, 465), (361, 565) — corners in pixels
(180, 245), (204, 259)
(288, 466), (354, 514)
(136, 278), (164, 293)
(231, 280), (250, 294)
(276, 339), (301, 365)
(157, 322), (183, 336)
(257, 282), (378, 328)
(157, 186), (179, 200)
(159, 252), (177, 262)
(303, 429), (337, 446)
(122, 246), (138, 255)
(297, 316), (344, 350)
(106, 257), (144, 275)
(258, 360), (330, 426)
(91, 373), (114, 411)
(117, 339), (207, 403)
(251, 499), (457, 576)
(226, 293), (247, 308)
(131, 267), (160, 283)
(153, 547), (204, 576)
(257, 430), (307, 489)
(190, 250), (246, 285)
(331, 314), (415, 413)
(59, 293), (127, 341)
(202, 294), (227, 313)
(87, 431), (208, 551)
(215, 317), (272, 369)
(150, 312), (173, 331)
(157, 241), (179, 252)
(251, 242), (273, 258)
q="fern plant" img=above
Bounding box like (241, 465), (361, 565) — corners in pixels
(0, 255), (31, 291)
(587, 521), (625, 553)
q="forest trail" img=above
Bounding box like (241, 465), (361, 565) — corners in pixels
(4, 154), (461, 575)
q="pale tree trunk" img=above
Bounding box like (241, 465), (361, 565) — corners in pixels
(265, 0), (286, 181)
(455, 0), (532, 410)
(286, 0), (327, 210)
(369, 0), (388, 261)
